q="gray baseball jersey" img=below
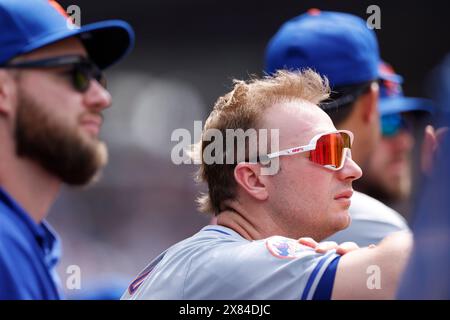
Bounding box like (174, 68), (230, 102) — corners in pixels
(122, 225), (341, 300)
(326, 191), (410, 246)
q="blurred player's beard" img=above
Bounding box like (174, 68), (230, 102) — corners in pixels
(14, 90), (108, 185)
(355, 158), (412, 203)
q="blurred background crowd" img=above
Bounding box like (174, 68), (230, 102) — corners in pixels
(50, 0), (450, 298)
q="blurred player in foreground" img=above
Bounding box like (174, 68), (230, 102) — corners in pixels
(123, 70), (412, 300)
(0, 0), (134, 299)
(398, 54), (450, 299)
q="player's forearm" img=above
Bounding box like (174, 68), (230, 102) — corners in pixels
(332, 231), (413, 299)
(372, 231), (413, 298)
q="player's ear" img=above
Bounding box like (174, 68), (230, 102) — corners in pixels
(234, 162), (268, 201)
(359, 81), (379, 124)
(0, 70), (17, 117)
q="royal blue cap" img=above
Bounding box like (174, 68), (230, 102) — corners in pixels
(378, 61), (434, 116)
(265, 9), (382, 87)
(0, 0), (135, 69)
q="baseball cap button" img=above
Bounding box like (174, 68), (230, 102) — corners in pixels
(307, 8), (321, 16)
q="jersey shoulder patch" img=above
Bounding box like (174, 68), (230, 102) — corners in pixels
(265, 236), (310, 259)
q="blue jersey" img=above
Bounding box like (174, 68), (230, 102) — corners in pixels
(0, 187), (61, 300)
(122, 225), (340, 300)
(398, 57), (450, 299)
(398, 119), (450, 298)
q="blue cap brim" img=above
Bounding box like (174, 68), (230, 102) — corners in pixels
(19, 20), (134, 70)
(379, 97), (435, 115)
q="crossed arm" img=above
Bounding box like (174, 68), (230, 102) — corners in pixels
(331, 231), (413, 299)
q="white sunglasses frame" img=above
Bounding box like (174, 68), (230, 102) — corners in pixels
(262, 130), (354, 171)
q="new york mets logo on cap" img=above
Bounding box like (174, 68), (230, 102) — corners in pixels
(379, 62), (402, 97)
(266, 236), (310, 259)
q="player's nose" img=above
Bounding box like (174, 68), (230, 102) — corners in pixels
(392, 130), (415, 152)
(338, 150), (363, 182)
(83, 80), (112, 112)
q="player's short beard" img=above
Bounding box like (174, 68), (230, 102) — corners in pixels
(14, 88), (108, 186)
(354, 168), (411, 203)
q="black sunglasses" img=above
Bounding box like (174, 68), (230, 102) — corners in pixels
(0, 55), (106, 93)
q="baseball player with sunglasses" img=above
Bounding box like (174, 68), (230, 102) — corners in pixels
(122, 70), (412, 300)
(0, 0), (134, 299)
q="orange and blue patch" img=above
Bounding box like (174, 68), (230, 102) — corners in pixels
(266, 236), (309, 259)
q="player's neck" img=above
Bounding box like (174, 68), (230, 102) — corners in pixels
(0, 152), (61, 224)
(217, 210), (255, 240)
(216, 202), (280, 240)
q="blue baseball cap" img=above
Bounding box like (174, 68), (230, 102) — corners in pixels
(378, 61), (434, 116)
(0, 0), (135, 69)
(265, 9), (383, 87)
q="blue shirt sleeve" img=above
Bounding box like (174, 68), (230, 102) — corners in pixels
(0, 237), (35, 299)
(0, 220), (60, 300)
(312, 255), (341, 300)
